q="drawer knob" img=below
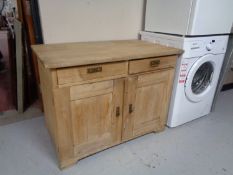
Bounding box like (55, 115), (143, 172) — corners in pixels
(87, 66), (102, 73)
(150, 60), (160, 67)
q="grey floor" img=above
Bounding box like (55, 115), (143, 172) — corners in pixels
(0, 90), (233, 175)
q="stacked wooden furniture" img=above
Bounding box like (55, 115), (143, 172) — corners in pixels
(32, 40), (182, 169)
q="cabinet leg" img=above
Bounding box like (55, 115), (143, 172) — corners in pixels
(59, 158), (79, 169)
(154, 123), (166, 133)
(156, 126), (165, 133)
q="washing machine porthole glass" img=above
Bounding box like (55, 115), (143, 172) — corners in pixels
(191, 62), (214, 95)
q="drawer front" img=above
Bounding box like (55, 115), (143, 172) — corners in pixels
(129, 56), (177, 74)
(57, 62), (128, 85)
(70, 80), (114, 101)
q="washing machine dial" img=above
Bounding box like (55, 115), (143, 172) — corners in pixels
(206, 44), (213, 51)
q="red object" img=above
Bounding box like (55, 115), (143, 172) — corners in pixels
(179, 80), (185, 84)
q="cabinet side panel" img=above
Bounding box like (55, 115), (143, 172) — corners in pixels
(38, 61), (58, 149)
(53, 87), (75, 168)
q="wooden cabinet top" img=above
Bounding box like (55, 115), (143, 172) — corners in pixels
(32, 40), (183, 69)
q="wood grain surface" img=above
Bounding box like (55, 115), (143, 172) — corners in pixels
(32, 40), (182, 68)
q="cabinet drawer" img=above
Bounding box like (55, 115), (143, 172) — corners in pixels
(129, 56), (177, 74)
(57, 62), (128, 85)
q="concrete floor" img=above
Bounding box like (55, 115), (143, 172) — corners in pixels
(0, 101), (42, 126)
(0, 90), (233, 175)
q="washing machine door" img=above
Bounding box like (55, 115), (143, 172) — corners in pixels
(185, 54), (216, 102)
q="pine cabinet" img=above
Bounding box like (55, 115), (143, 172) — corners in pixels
(32, 40), (182, 169)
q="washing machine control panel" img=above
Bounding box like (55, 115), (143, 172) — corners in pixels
(140, 31), (229, 58)
(182, 36), (229, 58)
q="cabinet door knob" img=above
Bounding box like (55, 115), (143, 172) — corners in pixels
(129, 104), (133, 114)
(150, 60), (160, 67)
(87, 66), (102, 73)
(116, 106), (120, 117)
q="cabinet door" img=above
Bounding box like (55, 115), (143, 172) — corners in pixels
(122, 69), (174, 141)
(70, 79), (124, 159)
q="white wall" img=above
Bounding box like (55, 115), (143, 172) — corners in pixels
(38, 0), (145, 44)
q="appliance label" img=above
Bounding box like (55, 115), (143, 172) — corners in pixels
(179, 63), (188, 84)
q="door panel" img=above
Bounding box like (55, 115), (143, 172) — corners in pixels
(122, 76), (137, 140)
(122, 69), (174, 141)
(133, 83), (165, 136)
(71, 94), (112, 146)
(70, 79), (124, 158)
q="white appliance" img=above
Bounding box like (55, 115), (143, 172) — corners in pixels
(145, 0), (233, 36)
(141, 32), (229, 127)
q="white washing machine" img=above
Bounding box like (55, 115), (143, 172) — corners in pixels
(141, 32), (229, 127)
